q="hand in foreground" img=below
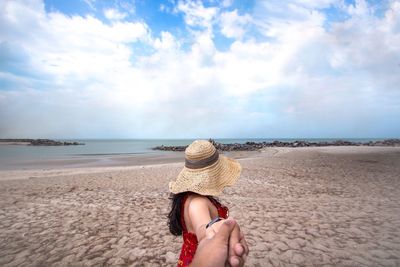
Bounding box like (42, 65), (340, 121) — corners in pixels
(190, 218), (249, 267)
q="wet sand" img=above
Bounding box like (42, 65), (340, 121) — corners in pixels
(0, 146), (399, 266)
(0, 151), (186, 171)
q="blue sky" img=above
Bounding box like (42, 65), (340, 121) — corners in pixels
(0, 0), (399, 138)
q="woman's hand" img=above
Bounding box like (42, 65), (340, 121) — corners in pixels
(205, 219), (225, 237)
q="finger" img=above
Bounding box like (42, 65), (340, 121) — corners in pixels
(228, 222), (241, 258)
(214, 218), (236, 244)
(206, 227), (216, 239)
(241, 236), (249, 256)
(229, 255), (244, 267)
(239, 232), (244, 240)
(234, 243), (244, 256)
(237, 229), (248, 254)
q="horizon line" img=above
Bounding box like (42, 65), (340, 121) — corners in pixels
(1, 137), (399, 140)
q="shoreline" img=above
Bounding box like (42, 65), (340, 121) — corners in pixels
(0, 142), (31, 145)
(0, 149), (262, 180)
(0, 151), (185, 173)
(1, 146), (398, 180)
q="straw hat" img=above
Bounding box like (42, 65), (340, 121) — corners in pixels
(169, 140), (242, 196)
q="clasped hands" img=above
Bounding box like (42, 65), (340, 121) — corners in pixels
(191, 218), (249, 267)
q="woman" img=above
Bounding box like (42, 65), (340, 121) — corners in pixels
(167, 140), (242, 266)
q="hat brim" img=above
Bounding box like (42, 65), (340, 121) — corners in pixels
(169, 155), (241, 196)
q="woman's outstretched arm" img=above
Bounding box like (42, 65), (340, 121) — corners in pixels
(187, 196), (213, 242)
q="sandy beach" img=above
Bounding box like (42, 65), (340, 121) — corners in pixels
(0, 146), (400, 266)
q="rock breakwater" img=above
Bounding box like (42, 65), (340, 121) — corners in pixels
(153, 139), (400, 152)
(0, 139), (84, 146)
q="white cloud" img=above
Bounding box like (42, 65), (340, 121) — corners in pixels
(153, 31), (180, 50)
(117, 1), (136, 15)
(0, 0), (399, 138)
(176, 0), (218, 29)
(246, 0), (400, 133)
(104, 8), (128, 21)
(0, 0), (149, 80)
(160, 4), (167, 12)
(347, 0), (372, 16)
(219, 10), (252, 39)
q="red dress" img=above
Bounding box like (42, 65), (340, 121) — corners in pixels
(177, 193), (229, 267)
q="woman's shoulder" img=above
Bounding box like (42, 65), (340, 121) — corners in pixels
(185, 193), (214, 212)
(187, 193), (211, 205)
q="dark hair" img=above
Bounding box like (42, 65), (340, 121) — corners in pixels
(168, 192), (186, 236)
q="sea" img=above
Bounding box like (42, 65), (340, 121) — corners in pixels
(0, 138), (389, 170)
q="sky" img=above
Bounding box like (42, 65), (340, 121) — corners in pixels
(0, 0), (399, 139)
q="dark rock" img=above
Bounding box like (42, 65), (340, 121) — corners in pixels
(0, 139), (84, 146)
(152, 138), (400, 151)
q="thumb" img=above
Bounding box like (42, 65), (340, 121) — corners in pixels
(214, 218), (236, 243)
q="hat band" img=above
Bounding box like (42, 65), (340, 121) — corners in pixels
(185, 150), (219, 169)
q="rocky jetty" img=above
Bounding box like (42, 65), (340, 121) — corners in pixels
(0, 139), (84, 146)
(153, 138), (400, 152)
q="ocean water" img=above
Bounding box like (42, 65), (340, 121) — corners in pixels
(0, 138), (389, 170)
